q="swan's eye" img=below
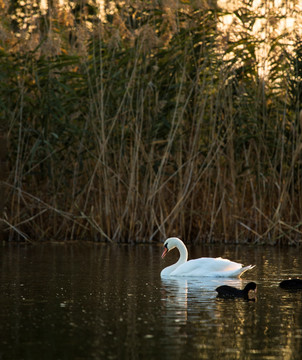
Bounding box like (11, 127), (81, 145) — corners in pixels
(164, 243), (168, 250)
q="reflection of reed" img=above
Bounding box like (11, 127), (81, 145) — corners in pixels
(3, 245), (302, 359)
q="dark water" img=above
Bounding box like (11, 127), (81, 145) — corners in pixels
(1, 243), (302, 359)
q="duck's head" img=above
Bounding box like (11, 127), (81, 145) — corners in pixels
(246, 282), (257, 300)
(246, 282), (257, 291)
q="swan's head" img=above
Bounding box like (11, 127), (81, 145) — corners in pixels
(161, 237), (183, 259)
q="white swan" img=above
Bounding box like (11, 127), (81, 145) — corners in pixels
(160, 237), (255, 278)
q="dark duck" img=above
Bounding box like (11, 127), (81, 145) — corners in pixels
(279, 279), (302, 290)
(216, 282), (257, 300)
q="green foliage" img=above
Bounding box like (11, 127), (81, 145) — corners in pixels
(2, 2), (302, 243)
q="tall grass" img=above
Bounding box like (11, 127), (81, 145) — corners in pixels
(1, 3), (302, 243)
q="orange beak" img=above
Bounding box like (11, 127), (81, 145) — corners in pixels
(161, 247), (168, 259)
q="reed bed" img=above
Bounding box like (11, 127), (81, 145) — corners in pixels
(1, 3), (302, 244)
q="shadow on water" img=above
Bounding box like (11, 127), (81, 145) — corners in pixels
(1, 243), (302, 359)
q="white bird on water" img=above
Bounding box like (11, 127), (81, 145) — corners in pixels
(160, 237), (255, 278)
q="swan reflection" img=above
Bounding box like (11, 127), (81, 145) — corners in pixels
(160, 277), (244, 325)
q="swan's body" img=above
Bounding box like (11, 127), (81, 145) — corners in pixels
(216, 282), (257, 299)
(160, 237), (255, 278)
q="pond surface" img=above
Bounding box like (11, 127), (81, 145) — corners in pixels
(1, 242), (302, 359)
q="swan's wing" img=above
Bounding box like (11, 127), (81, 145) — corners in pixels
(170, 257), (254, 277)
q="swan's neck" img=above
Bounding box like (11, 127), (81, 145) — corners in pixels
(175, 240), (188, 266)
(161, 239), (188, 277)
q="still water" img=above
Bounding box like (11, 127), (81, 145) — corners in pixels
(1, 243), (302, 359)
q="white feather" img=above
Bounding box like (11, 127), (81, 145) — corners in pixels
(160, 237), (255, 278)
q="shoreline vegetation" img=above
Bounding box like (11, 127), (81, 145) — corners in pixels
(1, 1), (302, 244)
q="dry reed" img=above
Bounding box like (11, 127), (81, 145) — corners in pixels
(1, 3), (302, 244)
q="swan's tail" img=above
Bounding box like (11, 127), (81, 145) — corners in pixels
(237, 265), (255, 278)
(206, 264), (255, 278)
(218, 265), (255, 278)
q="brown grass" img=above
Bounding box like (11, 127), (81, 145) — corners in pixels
(1, 3), (302, 244)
